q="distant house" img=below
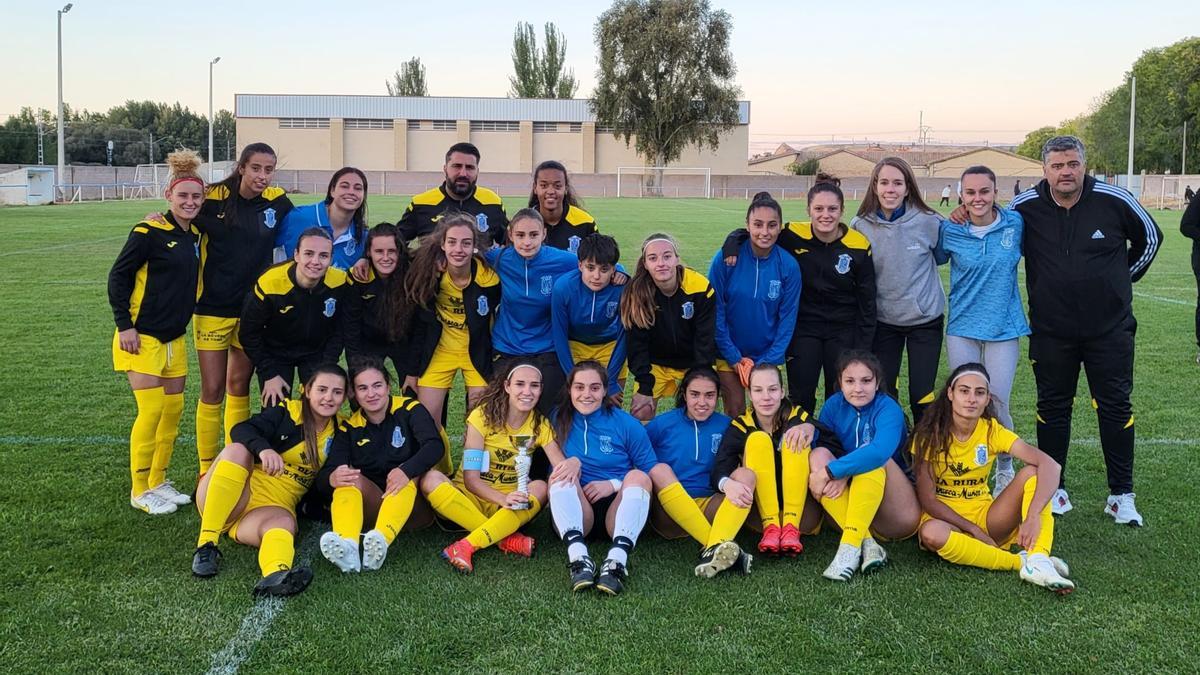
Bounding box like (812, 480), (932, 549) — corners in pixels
(748, 147), (878, 176)
(925, 147), (1043, 178)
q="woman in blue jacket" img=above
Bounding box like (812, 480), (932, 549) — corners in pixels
(646, 367), (753, 578)
(551, 234), (627, 401)
(276, 167), (368, 271)
(936, 165), (1029, 494)
(708, 191), (801, 415)
(810, 350), (920, 582)
(548, 362), (656, 596)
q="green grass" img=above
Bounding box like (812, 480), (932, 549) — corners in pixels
(1, 194), (1197, 673)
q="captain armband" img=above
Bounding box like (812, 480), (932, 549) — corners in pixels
(461, 449), (490, 473)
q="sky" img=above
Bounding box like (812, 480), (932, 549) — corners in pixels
(3, 0), (1198, 155)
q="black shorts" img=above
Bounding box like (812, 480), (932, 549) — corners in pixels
(586, 493), (618, 541)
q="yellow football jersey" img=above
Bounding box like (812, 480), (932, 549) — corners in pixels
(464, 408), (555, 492)
(929, 418), (1019, 502)
(435, 272), (470, 354)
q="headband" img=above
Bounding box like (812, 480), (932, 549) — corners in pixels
(950, 369), (990, 389)
(642, 237), (678, 252)
(507, 363), (543, 380)
(168, 175), (204, 193)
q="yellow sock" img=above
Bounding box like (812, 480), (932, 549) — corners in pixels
(744, 431), (780, 527)
(657, 482), (711, 545)
(149, 392), (184, 487)
(466, 494), (541, 549)
(820, 492), (848, 532)
(840, 466), (886, 547)
(195, 400), (223, 475)
(705, 497), (751, 548)
(197, 460), (249, 547)
(781, 444), (809, 529)
(258, 528), (294, 576)
(1020, 474), (1055, 556)
(130, 388), (165, 495)
(937, 530), (1021, 570)
(427, 482), (488, 531)
(224, 394), (250, 446)
(331, 486), (365, 540)
(375, 482), (418, 544)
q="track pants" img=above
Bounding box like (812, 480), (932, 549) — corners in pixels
(1028, 317), (1136, 494)
(1192, 243), (1200, 347)
(873, 316), (943, 425)
(788, 326), (855, 415)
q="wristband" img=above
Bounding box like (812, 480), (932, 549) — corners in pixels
(608, 478), (622, 491)
(717, 477), (730, 494)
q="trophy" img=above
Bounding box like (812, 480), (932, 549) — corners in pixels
(511, 434), (534, 510)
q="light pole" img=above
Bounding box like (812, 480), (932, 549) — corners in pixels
(56, 3), (73, 198)
(208, 56), (221, 182)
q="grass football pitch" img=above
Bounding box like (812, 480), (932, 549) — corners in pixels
(1, 194), (1197, 673)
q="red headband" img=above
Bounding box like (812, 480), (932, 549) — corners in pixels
(168, 175), (204, 192)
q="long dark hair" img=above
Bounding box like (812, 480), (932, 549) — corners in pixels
(554, 361), (613, 442)
(911, 362), (998, 470)
(475, 361), (548, 433)
(527, 160), (583, 211)
(675, 366), (721, 412)
(620, 232), (681, 330)
(365, 223), (413, 341)
(209, 142), (276, 222)
(300, 363), (348, 467)
(857, 156), (935, 218)
(325, 167), (369, 245)
(404, 211), (486, 309)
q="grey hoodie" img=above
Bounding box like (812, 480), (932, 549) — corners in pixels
(850, 207), (945, 326)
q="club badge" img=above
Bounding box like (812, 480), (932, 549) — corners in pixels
(392, 426), (405, 448)
(263, 208), (276, 229)
(540, 275), (554, 296)
(835, 253), (852, 275)
(568, 235), (581, 253)
(323, 298), (337, 318)
(975, 444), (989, 467)
(598, 435), (614, 454)
(477, 295), (490, 316)
(475, 213), (489, 232)
(682, 301), (694, 319)
(768, 279), (781, 300)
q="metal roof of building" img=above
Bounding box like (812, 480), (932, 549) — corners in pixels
(236, 94), (750, 125)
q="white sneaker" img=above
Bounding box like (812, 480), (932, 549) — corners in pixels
(1050, 488), (1073, 515)
(1019, 550), (1070, 578)
(1019, 552), (1075, 593)
(319, 531), (361, 573)
(150, 480), (192, 506)
(361, 529), (389, 571)
(131, 489), (177, 515)
(993, 465), (1016, 495)
(1105, 493), (1144, 526)
(822, 543), (862, 582)
(860, 537), (888, 573)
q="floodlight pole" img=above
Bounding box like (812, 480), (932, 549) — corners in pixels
(209, 56), (221, 182)
(1126, 76), (1136, 181)
(56, 3), (73, 199)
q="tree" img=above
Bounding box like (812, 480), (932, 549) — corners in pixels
(1016, 115), (1087, 163)
(508, 22), (578, 98)
(386, 57), (428, 97)
(591, 0), (741, 192)
(788, 157), (820, 175)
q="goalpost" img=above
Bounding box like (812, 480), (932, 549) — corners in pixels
(616, 166), (712, 198)
(127, 163), (170, 199)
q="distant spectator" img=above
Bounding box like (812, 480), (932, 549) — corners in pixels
(1014, 179), (1022, 196)
(1185, 185), (1195, 204)
(939, 184), (952, 207)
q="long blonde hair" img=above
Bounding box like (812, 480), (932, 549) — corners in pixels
(620, 232), (681, 330)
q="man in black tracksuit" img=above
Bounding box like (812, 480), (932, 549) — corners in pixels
(396, 142), (509, 248)
(1178, 193), (1200, 358)
(1010, 136), (1161, 525)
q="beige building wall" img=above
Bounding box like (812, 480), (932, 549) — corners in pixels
(343, 129), (395, 171)
(407, 131), (459, 171)
(238, 118), (333, 172)
(820, 152), (878, 177)
(748, 154), (800, 175)
(469, 132), (523, 173)
(532, 132), (585, 173)
(928, 149), (1043, 178)
(673, 126), (750, 175)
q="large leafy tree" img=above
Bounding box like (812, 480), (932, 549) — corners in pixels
(386, 57), (428, 97)
(591, 0), (741, 190)
(509, 22), (578, 98)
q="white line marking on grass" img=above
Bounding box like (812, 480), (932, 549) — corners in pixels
(0, 434), (195, 446)
(1134, 291), (1193, 307)
(205, 528), (321, 675)
(0, 235), (126, 258)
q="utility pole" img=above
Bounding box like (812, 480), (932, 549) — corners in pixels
(209, 56), (221, 182)
(1183, 120), (1188, 176)
(56, 3), (73, 197)
(1126, 76), (1136, 182)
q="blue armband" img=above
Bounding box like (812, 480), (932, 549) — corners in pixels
(462, 448), (488, 472)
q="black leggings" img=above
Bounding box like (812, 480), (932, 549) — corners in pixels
(787, 328), (855, 415)
(872, 317), (943, 425)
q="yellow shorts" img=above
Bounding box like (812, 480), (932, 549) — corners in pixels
(112, 331), (188, 378)
(714, 359), (735, 374)
(649, 364), (688, 399)
(569, 340), (629, 380)
(695, 494), (717, 513)
(452, 477), (502, 518)
(193, 314), (242, 351)
(920, 498), (1015, 548)
(418, 349), (487, 389)
(226, 470), (300, 540)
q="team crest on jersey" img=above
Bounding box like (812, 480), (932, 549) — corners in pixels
(710, 434), (722, 454)
(606, 301), (619, 319)
(391, 426), (406, 448)
(344, 240), (357, 256)
(768, 279), (781, 300)
(860, 422), (873, 445)
(263, 208), (277, 229)
(568, 235), (582, 253)
(598, 435), (614, 454)
(975, 443), (989, 467)
(1001, 227), (1016, 249)
(475, 213), (489, 232)
(835, 253), (852, 275)
(540, 275), (554, 296)
(681, 301), (694, 320)
(323, 298), (337, 317)
(476, 295), (490, 316)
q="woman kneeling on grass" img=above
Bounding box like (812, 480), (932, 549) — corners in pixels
(549, 362), (657, 596)
(912, 363), (1074, 593)
(420, 362), (568, 573)
(191, 365), (347, 597)
(809, 350), (921, 582)
(316, 357), (446, 573)
(647, 367), (753, 578)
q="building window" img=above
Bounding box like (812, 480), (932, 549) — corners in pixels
(431, 120), (457, 131)
(470, 120), (520, 132)
(406, 119), (422, 130)
(569, 122), (582, 133)
(345, 119), (393, 130)
(279, 118), (330, 129)
(533, 121), (559, 133)
(596, 124), (616, 133)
